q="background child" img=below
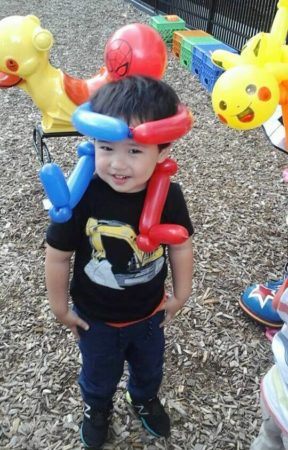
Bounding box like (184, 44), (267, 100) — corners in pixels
(45, 76), (194, 450)
(250, 279), (288, 450)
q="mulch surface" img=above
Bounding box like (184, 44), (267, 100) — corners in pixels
(0, 1), (287, 449)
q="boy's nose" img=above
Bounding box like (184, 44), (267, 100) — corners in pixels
(110, 155), (127, 171)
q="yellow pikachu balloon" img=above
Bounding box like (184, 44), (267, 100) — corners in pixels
(211, 0), (288, 146)
(212, 65), (280, 130)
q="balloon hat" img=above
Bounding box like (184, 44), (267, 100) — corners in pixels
(72, 102), (193, 144)
(40, 98), (194, 251)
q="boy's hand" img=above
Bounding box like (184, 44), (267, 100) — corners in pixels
(55, 309), (90, 339)
(159, 295), (184, 327)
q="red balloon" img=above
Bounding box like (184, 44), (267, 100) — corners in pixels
(136, 158), (190, 252)
(136, 234), (155, 253)
(133, 105), (194, 144)
(136, 224), (188, 252)
(139, 159), (177, 235)
(149, 224), (189, 245)
(104, 23), (167, 80)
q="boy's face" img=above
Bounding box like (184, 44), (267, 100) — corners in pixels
(95, 138), (169, 193)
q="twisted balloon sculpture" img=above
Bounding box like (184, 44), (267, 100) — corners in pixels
(211, 0), (288, 149)
(40, 102), (194, 251)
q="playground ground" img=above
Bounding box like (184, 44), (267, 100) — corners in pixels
(0, 0), (287, 449)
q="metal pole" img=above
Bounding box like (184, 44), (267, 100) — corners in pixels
(207, 0), (218, 34)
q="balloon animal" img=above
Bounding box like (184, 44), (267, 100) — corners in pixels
(40, 101), (194, 251)
(0, 16), (167, 134)
(211, 0), (288, 148)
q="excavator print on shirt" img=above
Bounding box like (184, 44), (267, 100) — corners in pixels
(85, 218), (165, 290)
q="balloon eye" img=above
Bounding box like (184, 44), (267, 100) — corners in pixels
(258, 86), (272, 101)
(246, 84), (256, 95)
(219, 100), (227, 110)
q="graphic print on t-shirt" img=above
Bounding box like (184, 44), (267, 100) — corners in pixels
(84, 218), (164, 290)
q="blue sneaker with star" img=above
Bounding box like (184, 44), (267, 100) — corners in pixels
(239, 279), (284, 328)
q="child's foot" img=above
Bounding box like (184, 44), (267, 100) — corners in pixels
(80, 403), (111, 450)
(239, 279), (284, 328)
(126, 391), (170, 438)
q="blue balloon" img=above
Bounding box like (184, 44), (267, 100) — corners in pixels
(49, 205), (72, 223)
(39, 141), (95, 223)
(77, 140), (95, 158)
(40, 163), (70, 208)
(68, 155), (95, 209)
(72, 102), (130, 141)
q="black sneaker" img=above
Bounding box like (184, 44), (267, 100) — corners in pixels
(126, 392), (170, 438)
(80, 402), (111, 450)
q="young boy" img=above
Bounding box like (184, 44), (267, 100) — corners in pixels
(45, 76), (194, 450)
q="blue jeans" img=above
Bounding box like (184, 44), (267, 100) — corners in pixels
(77, 310), (165, 409)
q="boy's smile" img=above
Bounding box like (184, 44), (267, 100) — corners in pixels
(95, 138), (169, 193)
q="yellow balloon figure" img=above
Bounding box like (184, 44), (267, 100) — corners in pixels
(211, 0), (288, 149)
(0, 15), (109, 133)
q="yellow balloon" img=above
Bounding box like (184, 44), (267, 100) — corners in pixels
(211, 65), (280, 130)
(241, 33), (283, 66)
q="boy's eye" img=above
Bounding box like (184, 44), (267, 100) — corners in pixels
(129, 148), (142, 154)
(100, 145), (113, 151)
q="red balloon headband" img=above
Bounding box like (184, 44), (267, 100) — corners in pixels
(130, 104), (194, 144)
(72, 102), (194, 144)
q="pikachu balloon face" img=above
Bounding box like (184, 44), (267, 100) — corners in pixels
(212, 65), (280, 130)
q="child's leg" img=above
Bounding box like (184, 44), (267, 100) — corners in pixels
(250, 397), (285, 450)
(125, 311), (170, 437)
(126, 311), (165, 401)
(78, 318), (125, 409)
(76, 317), (126, 448)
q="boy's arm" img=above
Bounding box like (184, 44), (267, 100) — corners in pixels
(45, 243), (89, 338)
(160, 237), (194, 327)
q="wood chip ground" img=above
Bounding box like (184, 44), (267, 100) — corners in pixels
(0, 1), (287, 449)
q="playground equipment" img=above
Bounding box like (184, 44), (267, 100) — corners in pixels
(0, 15), (167, 162)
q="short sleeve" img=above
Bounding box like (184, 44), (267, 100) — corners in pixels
(46, 194), (88, 251)
(162, 183), (194, 236)
(46, 216), (79, 251)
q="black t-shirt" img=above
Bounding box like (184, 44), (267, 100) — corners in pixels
(46, 176), (193, 322)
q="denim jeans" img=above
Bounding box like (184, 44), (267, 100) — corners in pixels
(76, 309), (165, 409)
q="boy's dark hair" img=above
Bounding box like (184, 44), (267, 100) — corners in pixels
(90, 76), (180, 150)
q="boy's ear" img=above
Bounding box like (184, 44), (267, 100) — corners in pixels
(158, 145), (171, 163)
